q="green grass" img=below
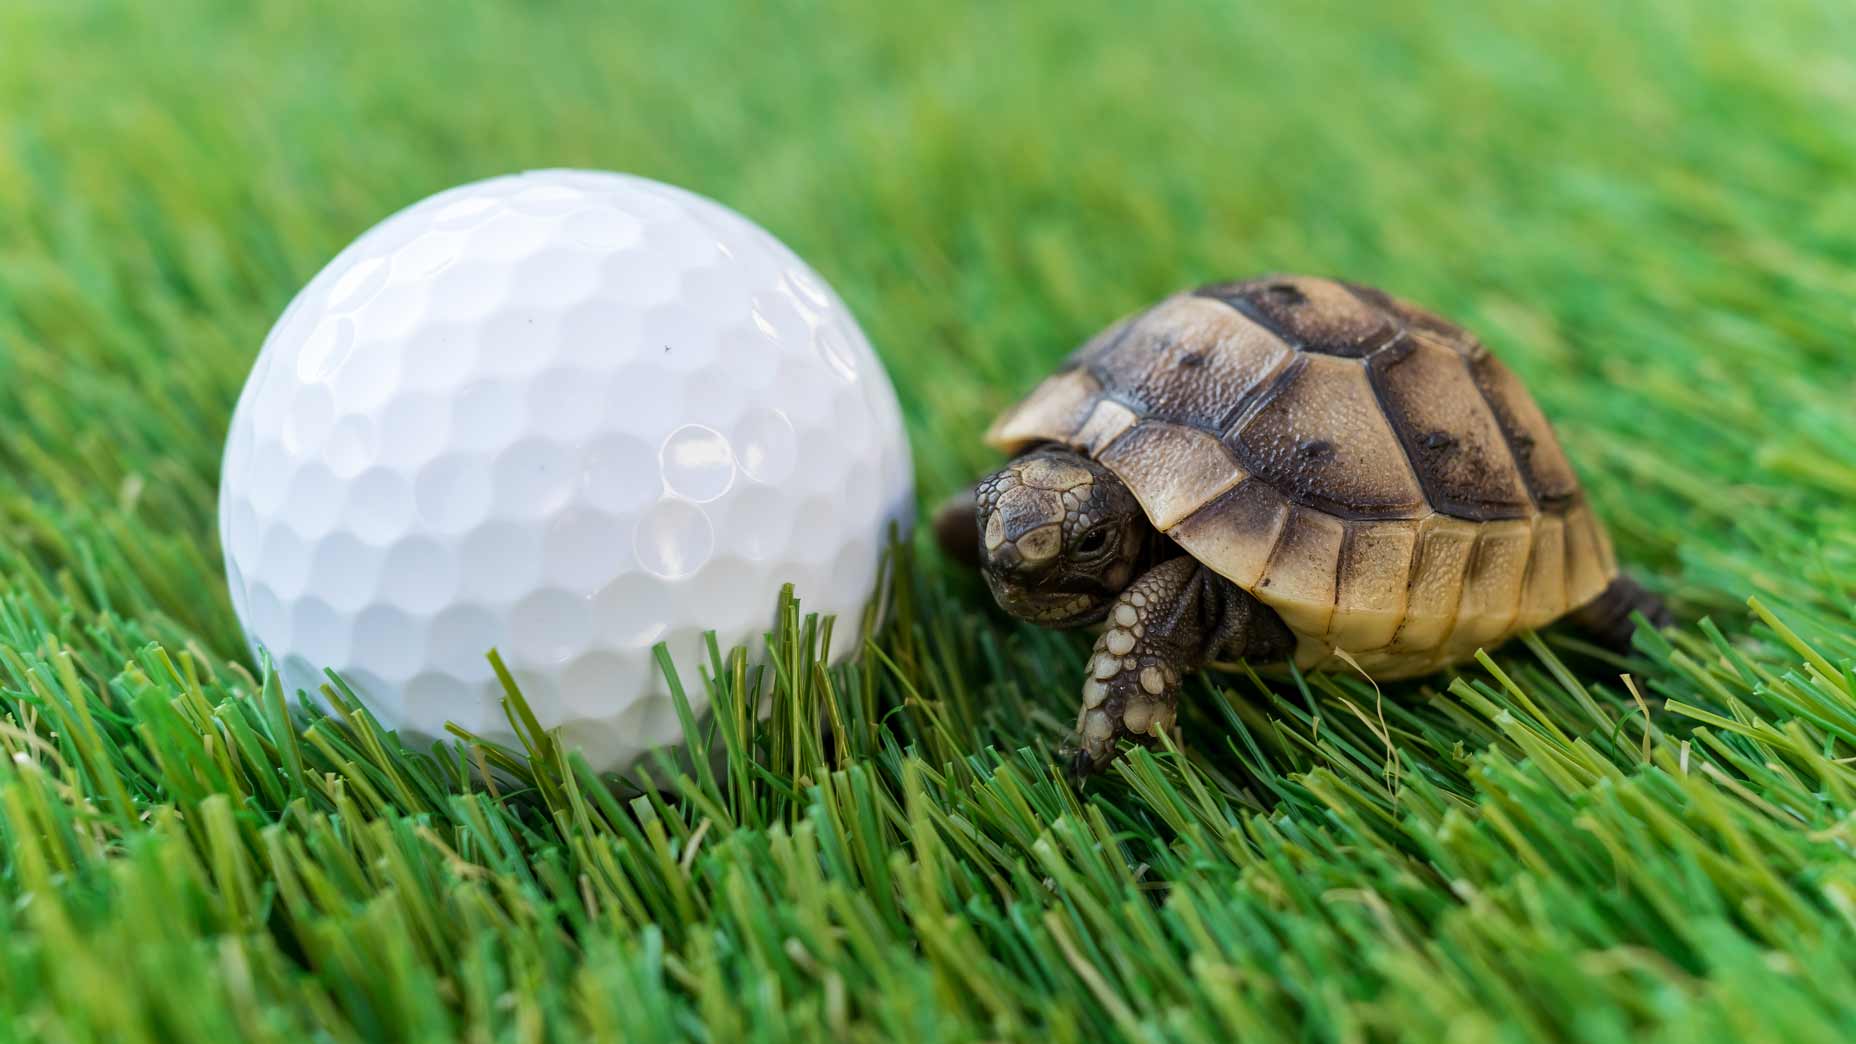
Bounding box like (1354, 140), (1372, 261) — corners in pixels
(3, 0), (1856, 1039)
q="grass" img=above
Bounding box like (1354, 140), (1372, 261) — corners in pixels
(3, 0), (1855, 1039)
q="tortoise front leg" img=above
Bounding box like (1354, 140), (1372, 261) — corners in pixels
(1065, 556), (1293, 776)
(931, 484), (982, 569)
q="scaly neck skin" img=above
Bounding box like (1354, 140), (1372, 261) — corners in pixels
(1129, 524), (1172, 583)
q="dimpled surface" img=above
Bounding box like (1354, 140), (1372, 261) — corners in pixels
(220, 170), (913, 772)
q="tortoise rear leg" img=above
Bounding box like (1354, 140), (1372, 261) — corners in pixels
(1570, 575), (1672, 653)
(1064, 556), (1293, 776)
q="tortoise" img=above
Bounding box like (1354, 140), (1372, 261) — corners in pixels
(935, 275), (1669, 774)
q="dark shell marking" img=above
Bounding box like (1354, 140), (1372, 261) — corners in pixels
(1199, 277), (1401, 359)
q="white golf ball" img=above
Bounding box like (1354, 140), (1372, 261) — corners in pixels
(219, 170), (913, 772)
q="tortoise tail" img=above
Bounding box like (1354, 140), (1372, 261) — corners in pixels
(1570, 575), (1671, 654)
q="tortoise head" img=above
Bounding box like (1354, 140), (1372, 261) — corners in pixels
(975, 448), (1147, 627)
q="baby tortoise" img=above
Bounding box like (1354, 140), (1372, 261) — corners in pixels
(936, 275), (1669, 775)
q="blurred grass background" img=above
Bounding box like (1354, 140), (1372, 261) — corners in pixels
(2, 0), (1855, 1040)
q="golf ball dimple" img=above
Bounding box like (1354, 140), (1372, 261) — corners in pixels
(220, 169), (914, 773)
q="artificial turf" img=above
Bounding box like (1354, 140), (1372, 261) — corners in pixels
(3, 0), (1855, 1040)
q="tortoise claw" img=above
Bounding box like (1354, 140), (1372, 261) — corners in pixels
(1062, 734), (1116, 780)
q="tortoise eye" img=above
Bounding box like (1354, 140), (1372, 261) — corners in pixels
(1075, 528), (1111, 556)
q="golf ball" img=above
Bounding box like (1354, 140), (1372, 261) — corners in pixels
(219, 170), (913, 772)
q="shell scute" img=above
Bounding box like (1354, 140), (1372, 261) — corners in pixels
(987, 370), (1100, 451)
(1096, 421), (1245, 530)
(1226, 353), (1428, 519)
(1387, 516), (1479, 656)
(1561, 502), (1614, 609)
(1257, 507), (1345, 637)
(1369, 338), (1534, 521)
(1331, 520), (1419, 651)
(1518, 513), (1567, 631)
(1198, 276), (1400, 358)
(1087, 295), (1292, 430)
(1466, 352), (1581, 511)
(1167, 478), (1289, 589)
(1446, 519), (1533, 657)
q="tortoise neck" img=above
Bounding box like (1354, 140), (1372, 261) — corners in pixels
(1136, 523), (1178, 577)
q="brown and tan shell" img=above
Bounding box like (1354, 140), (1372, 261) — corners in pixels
(986, 275), (1617, 678)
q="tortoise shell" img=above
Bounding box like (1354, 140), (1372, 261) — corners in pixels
(986, 275), (1617, 678)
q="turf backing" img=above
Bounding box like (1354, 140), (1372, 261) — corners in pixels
(2, 0), (1855, 1040)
